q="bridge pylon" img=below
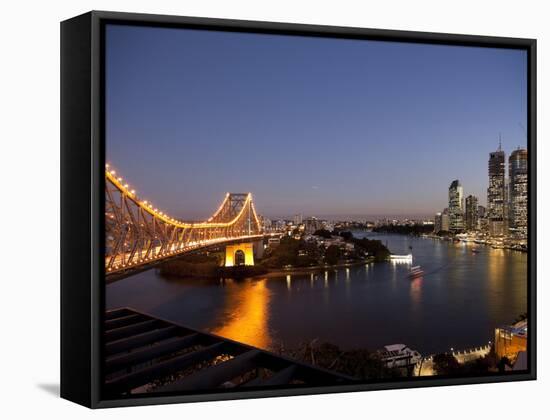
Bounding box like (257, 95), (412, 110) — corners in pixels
(225, 243), (255, 267)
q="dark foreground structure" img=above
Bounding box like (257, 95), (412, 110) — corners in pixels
(104, 308), (355, 397)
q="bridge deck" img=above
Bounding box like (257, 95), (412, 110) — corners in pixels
(106, 234), (265, 281)
(104, 307), (355, 397)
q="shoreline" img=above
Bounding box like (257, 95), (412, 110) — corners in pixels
(422, 233), (528, 253)
(370, 230), (527, 253)
(262, 257), (376, 278)
(157, 257), (378, 281)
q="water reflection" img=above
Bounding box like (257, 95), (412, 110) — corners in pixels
(211, 278), (272, 349)
(409, 277), (423, 312)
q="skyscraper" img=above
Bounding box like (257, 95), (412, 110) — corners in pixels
(434, 212), (442, 234)
(448, 180), (464, 232)
(465, 195), (479, 231)
(477, 205), (488, 232)
(509, 148), (528, 238)
(478, 205), (486, 219)
(487, 146), (506, 236)
(441, 208), (450, 232)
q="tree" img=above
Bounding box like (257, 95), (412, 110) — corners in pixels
(313, 229), (332, 239)
(260, 236), (321, 268)
(339, 231), (353, 241)
(432, 353), (461, 375)
(497, 356), (512, 373)
(351, 237), (390, 261)
(325, 245), (341, 265)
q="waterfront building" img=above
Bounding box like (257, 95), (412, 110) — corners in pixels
(465, 195), (479, 231)
(495, 319), (527, 363)
(487, 145), (506, 236)
(267, 237), (281, 249)
(509, 148), (528, 239)
(448, 180), (464, 232)
(477, 205), (487, 232)
(478, 205), (486, 218)
(434, 212), (442, 233)
(434, 212), (448, 234)
(440, 209), (450, 232)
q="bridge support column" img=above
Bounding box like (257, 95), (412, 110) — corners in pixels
(225, 243), (254, 267)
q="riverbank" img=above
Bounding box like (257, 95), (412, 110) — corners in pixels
(160, 257), (376, 280)
(262, 257), (375, 278)
(423, 233), (528, 253)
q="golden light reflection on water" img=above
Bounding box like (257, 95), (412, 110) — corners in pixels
(409, 277), (423, 312)
(486, 248), (527, 318)
(211, 278), (272, 350)
(488, 248), (505, 285)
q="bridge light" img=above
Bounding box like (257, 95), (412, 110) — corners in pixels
(110, 170), (116, 175)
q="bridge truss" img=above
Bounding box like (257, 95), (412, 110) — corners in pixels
(105, 167), (263, 278)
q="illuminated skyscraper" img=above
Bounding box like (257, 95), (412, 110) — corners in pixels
(448, 180), (464, 232)
(487, 146), (506, 236)
(434, 212), (442, 234)
(509, 148), (528, 238)
(477, 205), (488, 232)
(465, 195), (479, 231)
(441, 209), (450, 232)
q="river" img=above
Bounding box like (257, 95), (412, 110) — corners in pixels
(106, 232), (527, 355)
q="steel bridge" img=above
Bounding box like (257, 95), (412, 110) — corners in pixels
(105, 166), (264, 279)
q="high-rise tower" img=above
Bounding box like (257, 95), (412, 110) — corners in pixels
(509, 148), (528, 238)
(448, 180), (464, 232)
(487, 143), (506, 237)
(465, 195), (479, 231)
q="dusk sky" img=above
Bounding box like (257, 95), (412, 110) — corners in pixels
(105, 24), (527, 221)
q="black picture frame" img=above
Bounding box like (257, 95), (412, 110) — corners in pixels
(61, 10), (537, 409)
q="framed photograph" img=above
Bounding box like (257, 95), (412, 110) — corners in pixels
(61, 11), (536, 408)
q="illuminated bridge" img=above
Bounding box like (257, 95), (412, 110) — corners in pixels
(105, 166), (265, 280)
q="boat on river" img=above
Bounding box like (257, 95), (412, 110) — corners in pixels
(390, 253), (413, 262)
(408, 265), (424, 279)
(378, 344), (422, 369)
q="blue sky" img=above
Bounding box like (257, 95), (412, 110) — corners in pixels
(106, 24), (527, 220)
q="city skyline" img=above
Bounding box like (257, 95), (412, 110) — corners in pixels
(106, 24), (527, 220)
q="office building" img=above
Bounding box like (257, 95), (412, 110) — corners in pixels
(487, 146), (506, 236)
(448, 180), (464, 232)
(465, 195), (479, 231)
(509, 148), (528, 238)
